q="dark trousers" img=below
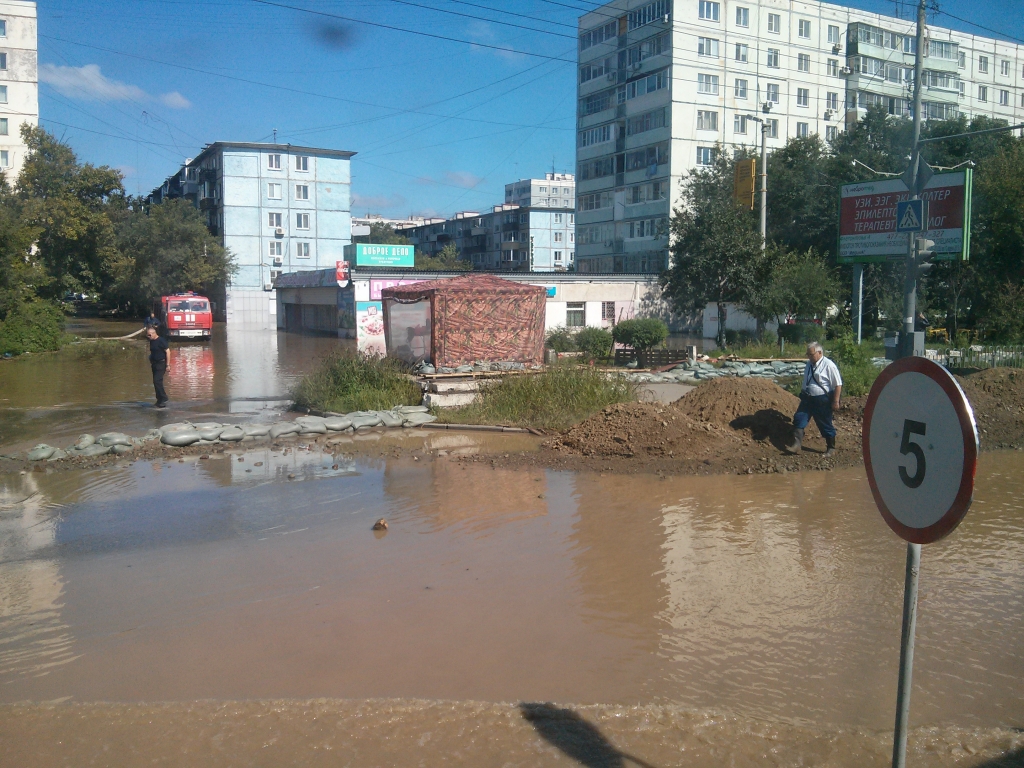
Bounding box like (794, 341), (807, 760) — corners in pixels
(793, 394), (835, 439)
(151, 362), (168, 405)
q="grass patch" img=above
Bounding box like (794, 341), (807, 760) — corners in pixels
(437, 363), (639, 430)
(292, 352), (422, 413)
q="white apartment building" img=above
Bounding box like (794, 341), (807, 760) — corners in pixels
(504, 171), (576, 208)
(575, 0), (1024, 273)
(0, 0), (37, 182)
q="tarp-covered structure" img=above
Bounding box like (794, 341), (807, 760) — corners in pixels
(380, 274), (546, 366)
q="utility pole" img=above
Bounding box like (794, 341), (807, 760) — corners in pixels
(899, 0), (927, 360)
(759, 119), (768, 253)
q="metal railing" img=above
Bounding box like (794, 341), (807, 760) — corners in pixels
(940, 345), (1024, 369)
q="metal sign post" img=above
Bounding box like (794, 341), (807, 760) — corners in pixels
(863, 356), (979, 768)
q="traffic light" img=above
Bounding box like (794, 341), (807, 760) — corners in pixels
(915, 238), (936, 279)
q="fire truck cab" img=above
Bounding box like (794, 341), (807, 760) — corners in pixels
(160, 292), (213, 340)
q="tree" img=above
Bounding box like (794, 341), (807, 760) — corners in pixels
(414, 241), (470, 271)
(612, 318), (668, 366)
(662, 150), (763, 348)
(354, 221), (411, 246)
(15, 125), (123, 301)
(981, 282), (1024, 342)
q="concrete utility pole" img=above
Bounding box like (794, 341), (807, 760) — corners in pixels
(899, 0), (927, 360)
(759, 119), (768, 253)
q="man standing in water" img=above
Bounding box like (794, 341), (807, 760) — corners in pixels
(785, 340), (842, 457)
(146, 326), (169, 408)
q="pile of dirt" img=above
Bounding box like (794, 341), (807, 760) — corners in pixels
(548, 402), (737, 459)
(956, 368), (1024, 448)
(675, 377), (801, 428)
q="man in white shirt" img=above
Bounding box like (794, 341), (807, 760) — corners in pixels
(785, 340), (843, 457)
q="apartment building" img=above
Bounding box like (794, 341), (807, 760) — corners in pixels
(351, 213), (438, 238)
(402, 173), (577, 272)
(0, 0), (37, 182)
(151, 142), (354, 328)
(575, 0), (1024, 273)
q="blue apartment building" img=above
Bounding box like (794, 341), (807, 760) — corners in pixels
(151, 142), (354, 328)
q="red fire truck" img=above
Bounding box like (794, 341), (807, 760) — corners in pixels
(159, 293), (213, 340)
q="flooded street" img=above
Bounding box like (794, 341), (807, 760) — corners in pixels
(1, 433), (1022, 765)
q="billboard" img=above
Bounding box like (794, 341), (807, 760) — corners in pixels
(733, 158), (756, 210)
(343, 243), (415, 268)
(356, 301), (386, 355)
(838, 170), (972, 264)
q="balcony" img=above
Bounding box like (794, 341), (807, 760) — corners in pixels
(199, 197), (219, 210)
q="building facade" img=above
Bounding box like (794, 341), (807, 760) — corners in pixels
(351, 213), (438, 239)
(151, 142), (354, 328)
(0, 0), (37, 182)
(575, 0), (1024, 274)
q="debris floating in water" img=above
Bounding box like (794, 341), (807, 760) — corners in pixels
(372, 519), (388, 531)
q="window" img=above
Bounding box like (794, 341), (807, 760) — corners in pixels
(268, 154), (281, 169)
(0, 20), (6, 36)
(554, 213), (563, 223)
(295, 242), (310, 259)
(579, 56), (614, 84)
(626, 218), (664, 239)
(978, 55), (988, 73)
(766, 83), (779, 103)
(296, 212), (310, 229)
(696, 146), (715, 166)
(978, 85), (987, 102)
(566, 302), (585, 327)
(798, 53), (810, 72)
(697, 110), (718, 130)
(602, 301), (616, 321)
(828, 25), (840, 44)
(767, 48), (780, 68)
(697, 73), (719, 94)
(268, 212), (282, 228)
(959, 81), (965, 97)
(519, 213), (528, 223)
(797, 88), (809, 107)
(579, 88), (614, 116)
(627, 107), (666, 135)
(826, 92), (839, 111)
(625, 141), (669, 170)
(798, 19), (811, 38)
(827, 58), (839, 77)
(736, 6), (749, 27)
(767, 13), (781, 33)
(628, 1), (670, 31)
(0, 85), (6, 103)
(0, 118), (6, 135)
(734, 78), (748, 98)
(579, 19), (617, 51)
(626, 181), (666, 204)
(554, 232), (563, 242)
(0, 53), (6, 70)
(698, 1), (719, 21)
(735, 43), (748, 62)
(958, 51), (966, 69)
(826, 125), (838, 141)
(0, 150), (7, 168)
(1000, 60), (1010, 77)
(295, 184), (309, 200)
(999, 89), (1009, 106)
(620, 31), (668, 67)
(269, 241), (283, 257)
(578, 155), (617, 180)
(698, 37), (719, 57)
(267, 182), (281, 199)
(625, 68), (668, 99)
(734, 114), (748, 134)
(766, 119), (778, 138)
(554, 251), (562, 262)
(796, 122), (809, 138)
(578, 123), (613, 147)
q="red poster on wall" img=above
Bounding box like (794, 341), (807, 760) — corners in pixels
(335, 260), (350, 288)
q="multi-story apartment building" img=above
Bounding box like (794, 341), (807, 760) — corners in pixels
(351, 213), (438, 239)
(575, 0), (1024, 273)
(402, 173), (576, 272)
(0, 0), (37, 182)
(151, 142), (354, 328)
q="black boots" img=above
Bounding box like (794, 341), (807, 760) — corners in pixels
(824, 436), (836, 458)
(785, 427), (805, 454)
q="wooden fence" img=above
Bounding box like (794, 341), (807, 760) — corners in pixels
(613, 349), (688, 367)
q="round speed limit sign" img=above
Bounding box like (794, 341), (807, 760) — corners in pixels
(863, 357), (979, 544)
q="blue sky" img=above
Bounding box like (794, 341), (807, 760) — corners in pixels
(38, 0), (1023, 218)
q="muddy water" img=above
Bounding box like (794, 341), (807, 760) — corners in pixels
(0, 441), (1022, 765)
(0, 320), (347, 449)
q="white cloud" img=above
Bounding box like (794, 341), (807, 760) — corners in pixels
(444, 171), (484, 189)
(40, 63), (191, 109)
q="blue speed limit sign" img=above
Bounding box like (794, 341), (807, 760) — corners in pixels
(863, 357), (979, 543)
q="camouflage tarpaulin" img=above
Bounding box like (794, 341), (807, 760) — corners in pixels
(381, 274), (546, 366)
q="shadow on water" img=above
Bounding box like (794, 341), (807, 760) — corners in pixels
(519, 703), (659, 768)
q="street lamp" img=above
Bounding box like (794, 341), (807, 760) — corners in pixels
(745, 104), (770, 252)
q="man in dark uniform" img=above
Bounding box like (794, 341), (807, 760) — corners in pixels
(146, 326), (169, 408)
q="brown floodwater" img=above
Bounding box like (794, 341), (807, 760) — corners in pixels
(0, 437), (1022, 766)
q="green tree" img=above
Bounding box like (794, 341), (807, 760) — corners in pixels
(742, 245), (837, 328)
(354, 221), (412, 245)
(981, 282), (1024, 342)
(15, 125), (123, 301)
(612, 318), (668, 366)
(415, 241), (470, 271)
(662, 150), (763, 348)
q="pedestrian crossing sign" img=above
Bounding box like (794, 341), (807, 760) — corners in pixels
(896, 199), (928, 232)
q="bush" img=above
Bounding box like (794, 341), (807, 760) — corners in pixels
(574, 326), (614, 361)
(612, 318), (668, 351)
(724, 329), (756, 347)
(545, 326), (578, 353)
(778, 322), (824, 345)
(292, 352), (421, 413)
(0, 301), (71, 355)
(826, 331), (880, 397)
(438, 363), (638, 430)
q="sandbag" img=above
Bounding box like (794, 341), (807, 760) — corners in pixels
(219, 426), (245, 442)
(243, 424), (272, 437)
(196, 425), (225, 441)
(141, 429), (163, 442)
(27, 444), (57, 461)
(161, 430), (201, 446)
(97, 432), (133, 448)
(269, 422), (300, 439)
(111, 444), (134, 455)
(77, 444), (111, 457)
(402, 412), (437, 427)
(75, 434), (96, 450)
(351, 414), (382, 429)
(323, 416), (353, 431)
(160, 422), (194, 433)
(396, 405), (429, 414)
(296, 419), (328, 435)
(379, 411), (404, 428)
(47, 448), (69, 461)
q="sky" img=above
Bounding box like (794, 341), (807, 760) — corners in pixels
(36, 0), (1024, 219)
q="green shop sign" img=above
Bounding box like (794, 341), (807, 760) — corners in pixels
(343, 243), (415, 268)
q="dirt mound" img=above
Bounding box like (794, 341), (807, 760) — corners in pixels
(956, 368), (1024, 448)
(549, 402), (736, 458)
(675, 377), (801, 427)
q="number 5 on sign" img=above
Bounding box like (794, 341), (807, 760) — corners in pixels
(864, 358), (979, 544)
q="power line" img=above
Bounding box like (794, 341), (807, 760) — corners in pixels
(378, 0), (575, 38)
(40, 118), (185, 149)
(932, 9), (1024, 45)
(437, 0), (579, 30)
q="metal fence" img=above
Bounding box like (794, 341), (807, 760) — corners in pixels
(942, 345), (1024, 369)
